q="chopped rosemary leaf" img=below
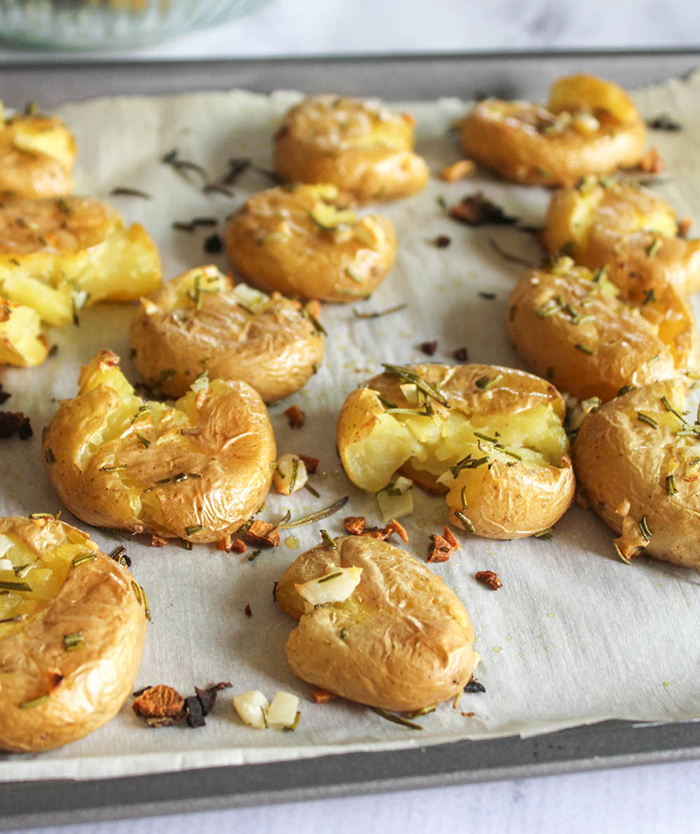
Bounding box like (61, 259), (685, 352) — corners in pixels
(661, 395), (687, 424)
(642, 288), (656, 305)
(455, 511), (475, 533)
(666, 474), (679, 496)
(370, 706), (423, 730)
(574, 343), (595, 355)
(301, 307), (327, 336)
(473, 431), (497, 443)
(63, 632), (85, 651)
(318, 571), (343, 584)
(137, 433), (151, 449)
(19, 693), (50, 710)
(613, 542), (631, 565)
(247, 549), (262, 562)
(381, 364), (449, 407)
(72, 553), (97, 567)
(646, 238), (661, 257)
(637, 412), (659, 429)
(282, 711), (302, 732)
(320, 529), (337, 549)
(304, 483), (321, 498)
(534, 528), (553, 540)
(185, 525), (204, 536)
(0, 614), (26, 625)
(101, 464), (127, 472)
(110, 187), (151, 199)
(352, 303), (407, 319)
(0, 580), (32, 592)
(639, 515), (652, 542)
(278, 496), (349, 529)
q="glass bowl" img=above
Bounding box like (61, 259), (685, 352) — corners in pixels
(0, 0), (264, 50)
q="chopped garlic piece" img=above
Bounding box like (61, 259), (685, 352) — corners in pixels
(0, 558), (13, 572)
(190, 371), (209, 396)
(273, 454), (308, 495)
(0, 534), (14, 559)
(399, 383), (420, 406)
(267, 691), (300, 728)
(377, 476), (414, 522)
(232, 283), (271, 314)
(295, 566), (363, 607)
(233, 691), (269, 729)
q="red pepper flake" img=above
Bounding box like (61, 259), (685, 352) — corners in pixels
(442, 526), (459, 550)
(387, 518), (409, 543)
(427, 533), (455, 563)
(284, 404), (306, 429)
(216, 535), (232, 552)
(298, 454), (319, 474)
(243, 520), (280, 548)
(638, 146), (666, 174)
(132, 684), (187, 727)
(244, 603), (252, 618)
(452, 347), (468, 362)
(475, 570), (502, 590)
(449, 193), (518, 226)
(419, 340), (438, 356)
(230, 538), (247, 554)
(311, 687), (337, 704)
(150, 535), (168, 548)
(0, 411), (32, 440)
(344, 516), (366, 535)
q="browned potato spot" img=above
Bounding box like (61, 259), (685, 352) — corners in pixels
(130, 265), (324, 402)
(0, 196), (161, 326)
(543, 178), (700, 300)
(0, 104), (76, 200)
(573, 379), (700, 568)
(225, 184), (396, 302)
(0, 516), (147, 752)
(43, 350), (276, 543)
(461, 74), (646, 186)
(274, 94), (429, 204)
(0, 297), (48, 367)
(337, 364), (575, 539)
(276, 536), (478, 712)
(507, 258), (700, 402)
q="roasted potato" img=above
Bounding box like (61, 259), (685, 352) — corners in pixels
(0, 196), (161, 326)
(276, 535), (478, 712)
(460, 74), (646, 186)
(0, 515), (147, 752)
(573, 379), (700, 568)
(507, 258), (700, 402)
(0, 103), (76, 200)
(43, 350), (276, 543)
(543, 178), (700, 300)
(0, 297), (48, 367)
(337, 363), (575, 539)
(274, 95), (429, 204)
(130, 265), (324, 402)
(224, 184), (396, 302)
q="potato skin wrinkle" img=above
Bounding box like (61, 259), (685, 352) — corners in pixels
(573, 379), (700, 569)
(337, 364), (575, 540)
(507, 259), (700, 402)
(43, 350), (276, 543)
(276, 536), (478, 712)
(544, 179), (700, 301)
(225, 184), (396, 302)
(0, 516), (146, 752)
(274, 95), (429, 205)
(461, 75), (646, 187)
(130, 265), (324, 402)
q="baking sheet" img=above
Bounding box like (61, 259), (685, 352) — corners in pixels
(2, 64), (700, 784)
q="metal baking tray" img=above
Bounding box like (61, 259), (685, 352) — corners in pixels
(1, 49), (700, 831)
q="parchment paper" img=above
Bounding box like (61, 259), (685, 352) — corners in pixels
(2, 71), (700, 782)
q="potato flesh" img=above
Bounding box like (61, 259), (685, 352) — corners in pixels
(547, 75), (640, 123)
(345, 402), (568, 494)
(0, 533), (96, 639)
(0, 300), (47, 366)
(11, 122), (74, 172)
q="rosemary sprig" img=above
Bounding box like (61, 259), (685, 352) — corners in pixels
(278, 496), (349, 529)
(637, 412), (659, 429)
(381, 364), (449, 407)
(352, 303), (407, 320)
(370, 706), (423, 730)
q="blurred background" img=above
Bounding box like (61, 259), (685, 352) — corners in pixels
(0, 0), (698, 58)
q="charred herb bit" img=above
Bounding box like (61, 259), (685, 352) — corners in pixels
(0, 580), (32, 592)
(642, 288), (657, 305)
(475, 570), (502, 590)
(320, 529), (338, 550)
(464, 678), (486, 694)
(637, 412), (659, 429)
(244, 603), (253, 618)
(617, 385), (636, 397)
(108, 545), (132, 567)
(72, 552), (97, 568)
(639, 515), (652, 542)
(648, 114), (682, 132)
(203, 157), (252, 195)
(339, 627), (348, 640)
(475, 374), (497, 389)
(0, 411), (32, 440)
(353, 303), (407, 320)
(370, 706), (424, 731)
(0, 614), (26, 625)
(161, 148), (208, 182)
(453, 347), (469, 362)
(247, 549), (262, 562)
(63, 631), (85, 652)
(284, 404), (306, 429)
(574, 343), (595, 356)
(479, 291), (496, 300)
(381, 363), (450, 407)
(203, 233), (223, 254)
(419, 340), (438, 356)
(448, 193), (518, 227)
(279, 496), (349, 530)
(646, 238), (661, 258)
(666, 474), (679, 496)
(430, 235), (451, 248)
(110, 187), (151, 199)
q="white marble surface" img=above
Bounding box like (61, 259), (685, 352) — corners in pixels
(3, 2), (700, 833)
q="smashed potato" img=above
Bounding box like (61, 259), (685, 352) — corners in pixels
(460, 74), (646, 186)
(276, 535), (478, 712)
(274, 95), (429, 204)
(130, 265), (324, 402)
(0, 104), (76, 200)
(224, 184), (396, 302)
(543, 178), (700, 300)
(507, 258), (700, 401)
(573, 379), (700, 568)
(0, 515), (147, 752)
(0, 297), (48, 367)
(337, 364), (575, 539)
(43, 350), (276, 543)
(0, 196), (161, 326)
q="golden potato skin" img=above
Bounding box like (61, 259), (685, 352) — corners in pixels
(544, 179), (700, 300)
(507, 260), (700, 401)
(0, 111), (76, 200)
(337, 364), (575, 539)
(43, 350), (276, 543)
(461, 75), (645, 187)
(572, 380), (700, 568)
(0, 516), (147, 752)
(225, 184), (396, 302)
(274, 95), (429, 204)
(130, 266), (324, 402)
(276, 536), (478, 712)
